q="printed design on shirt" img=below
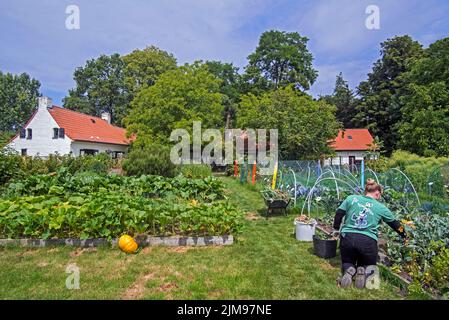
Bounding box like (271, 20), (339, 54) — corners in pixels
(351, 201), (373, 229)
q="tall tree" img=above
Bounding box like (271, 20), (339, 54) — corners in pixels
(243, 30), (318, 93)
(63, 54), (130, 126)
(352, 36), (424, 154)
(237, 86), (340, 160)
(0, 71), (41, 134)
(123, 46), (177, 94)
(321, 73), (357, 128)
(399, 38), (449, 156)
(124, 62), (224, 145)
(205, 61), (242, 128)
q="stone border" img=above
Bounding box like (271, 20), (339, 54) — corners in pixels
(0, 235), (234, 248)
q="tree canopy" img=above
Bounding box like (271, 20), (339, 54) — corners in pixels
(243, 30), (318, 93)
(63, 54), (130, 126)
(352, 35), (424, 154)
(0, 71), (40, 134)
(321, 73), (356, 128)
(237, 86), (340, 160)
(123, 46), (177, 94)
(398, 38), (449, 156)
(124, 62), (224, 146)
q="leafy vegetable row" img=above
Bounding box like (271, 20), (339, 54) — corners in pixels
(0, 191), (243, 239)
(1, 169), (225, 202)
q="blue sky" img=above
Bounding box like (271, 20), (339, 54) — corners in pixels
(1, 0), (448, 106)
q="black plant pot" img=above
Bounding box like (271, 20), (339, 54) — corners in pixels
(313, 235), (337, 259)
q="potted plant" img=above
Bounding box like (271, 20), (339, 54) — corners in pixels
(313, 229), (338, 259)
(294, 214), (317, 242)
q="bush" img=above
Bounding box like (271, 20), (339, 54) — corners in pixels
(0, 148), (22, 186)
(180, 164), (212, 179)
(123, 144), (177, 177)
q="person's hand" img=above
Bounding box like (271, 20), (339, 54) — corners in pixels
(331, 229), (340, 238)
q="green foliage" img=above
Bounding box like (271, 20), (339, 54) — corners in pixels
(0, 194), (242, 239)
(123, 143), (177, 177)
(320, 73), (357, 128)
(0, 151), (115, 188)
(399, 38), (449, 157)
(205, 61), (242, 128)
(63, 53), (131, 126)
(0, 71), (40, 132)
(237, 86), (340, 160)
(429, 244), (449, 295)
(0, 148), (22, 186)
(353, 36), (424, 154)
(243, 30), (317, 92)
(123, 45), (177, 94)
(124, 62), (224, 144)
(180, 164), (212, 179)
(0, 171), (237, 239)
(2, 171), (225, 203)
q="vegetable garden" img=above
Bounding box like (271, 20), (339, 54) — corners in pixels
(258, 160), (449, 298)
(0, 167), (244, 240)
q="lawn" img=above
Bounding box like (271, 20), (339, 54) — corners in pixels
(0, 176), (404, 299)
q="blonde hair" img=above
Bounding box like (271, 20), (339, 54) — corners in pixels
(365, 178), (382, 194)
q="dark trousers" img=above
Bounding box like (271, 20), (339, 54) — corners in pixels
(340, 232), (378, 272)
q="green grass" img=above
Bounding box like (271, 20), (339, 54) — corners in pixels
(0, 176), (405, 299)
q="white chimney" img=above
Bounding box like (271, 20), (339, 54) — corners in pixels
(101, 112), (111, 124)
(38, 96), (53, 110)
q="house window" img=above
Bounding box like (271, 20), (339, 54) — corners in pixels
(112, 151), (125, 159)
(53, 128), (65, 139)
(347, 135), (353, 140)
(19, 128), (26, 139)
(80, 149), (98, 156)
(59, 128), (65, 139)
(21, 149), (27, 156)
(27, 128), (32, 140)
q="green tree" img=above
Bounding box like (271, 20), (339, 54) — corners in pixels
(321, 73), (357, 128)
(0, 71), (40, 138)
(205, 61), (242, 127)
(63, 54), (130, 125)
(352, 36), (424, 154)
(399, 38), (449, 156)
(243, 30), (318, 93)
(124, 62), (224, 145)
(237, 86), (340, 160)
(123, 46), (177, 94)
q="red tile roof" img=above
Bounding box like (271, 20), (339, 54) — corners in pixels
(48, 106), (132, 146)
(330, 129), (374, 151)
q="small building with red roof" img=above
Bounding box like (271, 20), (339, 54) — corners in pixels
(324, 129), (374, 167)
(7, 96), (132, 157)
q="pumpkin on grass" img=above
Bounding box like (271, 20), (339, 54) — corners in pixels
(118, 235), (138, 254)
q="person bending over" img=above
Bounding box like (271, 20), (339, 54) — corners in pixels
(333, 179), (407, 288)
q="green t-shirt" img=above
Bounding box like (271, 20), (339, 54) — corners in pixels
(338, 195), (396, 241)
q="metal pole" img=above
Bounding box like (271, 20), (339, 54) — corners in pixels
(361, 158), (365, 188)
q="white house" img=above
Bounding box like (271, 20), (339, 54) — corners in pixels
(7, 96), (132, 157)
(324, 129), (374, 167)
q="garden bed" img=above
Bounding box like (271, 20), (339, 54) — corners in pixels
(0, 235), (234, 248)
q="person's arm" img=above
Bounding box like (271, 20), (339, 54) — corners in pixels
(333, 197), (349, 230)
(385, 220), (407, 238)
(333, 208), (346, 230)
(381, 207), (407, 239)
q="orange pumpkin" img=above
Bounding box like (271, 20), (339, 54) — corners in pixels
(118, 235), (138, 254)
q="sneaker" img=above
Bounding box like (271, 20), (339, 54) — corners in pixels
(365, 265), (380, 290)
(355, 266), (366, 289)
(339, 266), (356, 288)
